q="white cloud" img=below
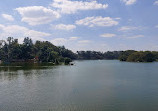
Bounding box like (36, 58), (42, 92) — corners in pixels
(118, 26), (140, 31)
(54, 24), (76, 31)
(51, 36), (79, 46)
(51, 38), (67, 46)
(100, 33), (116, 38)
(15, 6), (60, 26)
(155, 25), (158, 28)
(127, 35), (144, 39)
(76, 16), (119, 27)
(51, 0), (108, 14)
(154, 1), (158, 5)
(0, 24), (5, 30)
(121, 0), (137, 5)
(0, 24), (51, 43)
(78, 40), (91, 44)
(69, 37), (79, 40)
(2, 14), (14, 21)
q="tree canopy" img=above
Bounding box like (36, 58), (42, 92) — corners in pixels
(0, 37), (76, 64)
(0, 37), (157, 64)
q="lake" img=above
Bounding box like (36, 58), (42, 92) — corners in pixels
(0, 60), (158, 111)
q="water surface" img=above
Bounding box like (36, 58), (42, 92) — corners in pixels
(0, 60), (158, 111)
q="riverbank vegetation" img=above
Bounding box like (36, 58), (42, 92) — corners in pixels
(0, 37), (76, 64)
(0, 37), (158, 64)
(79, 50), (158, 62)
(119, 50), (157, 62)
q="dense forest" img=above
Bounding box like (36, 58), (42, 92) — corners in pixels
(0, 37), (77, 64)
(0, 37), (158, 64)
(77, 51), (121, 60)
(119, 50), (158, 62)
(77, 50), (158, 62)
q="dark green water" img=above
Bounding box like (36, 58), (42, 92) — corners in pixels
(0, 60), (158, 111)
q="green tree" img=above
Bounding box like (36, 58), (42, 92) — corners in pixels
(119, 50), (136, 61)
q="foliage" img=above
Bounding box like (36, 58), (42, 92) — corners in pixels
(58, 46), (78, 60)
(119, 50), (136, 61)
(120, 51), (156, 62)
(77, 51), (121, 60)
(64, 57), (72, 65)
(0, 37), (158, 64)
(0, 37), (76, 64)
(76, 50), (158, 62)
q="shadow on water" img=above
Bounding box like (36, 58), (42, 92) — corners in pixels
(0, 62), (57, 71)
(0, 62), (59, 81)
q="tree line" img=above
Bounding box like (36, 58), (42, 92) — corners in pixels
(77, 50), (158, 62)
(0, 37), (77, 64)
(0, 37), (158, 64)
(119, 50), (158, 62)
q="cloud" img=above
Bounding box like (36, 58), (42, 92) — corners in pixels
(51, 36), (78, 46)
(51, 0), (108, 14)
(154, 1), (158, 5)
(53, 24), (76, 31)
(51, 38), (67, 46)
(156, 25), (158, 28)
(127, 35), (144, 39)
(0, 24), (51, 43)
(15, 6), (60, 26)
(69, 37), (79, 40)
(118, 26), (140, 31)
(76, 16), (119, 27)
(121, 0), (137, 5)
(100, 33), (116, 38)
(2, 14), (14, 21)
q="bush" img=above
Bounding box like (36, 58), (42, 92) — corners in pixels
(64, 58), (72, 65)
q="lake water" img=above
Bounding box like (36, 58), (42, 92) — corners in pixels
(0, 60), (158, 111)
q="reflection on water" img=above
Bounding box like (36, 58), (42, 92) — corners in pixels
(0, 62), (56, 71)
(0, 63), (57, 82)
(0, 60), (158, 111)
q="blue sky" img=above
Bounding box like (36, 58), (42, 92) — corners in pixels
(0, 0), (158, 51)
